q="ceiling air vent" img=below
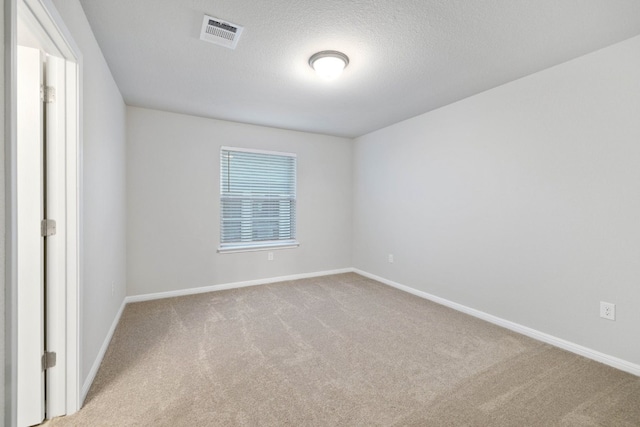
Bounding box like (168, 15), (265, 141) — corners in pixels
(200, 15), (243, 50)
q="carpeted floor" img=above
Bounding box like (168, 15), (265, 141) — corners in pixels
(47, 273), (640, 426)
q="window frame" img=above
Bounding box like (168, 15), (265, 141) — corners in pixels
(218, 146), (299, 253)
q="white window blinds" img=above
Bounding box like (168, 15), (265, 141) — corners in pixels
(219, 147), (298, 252)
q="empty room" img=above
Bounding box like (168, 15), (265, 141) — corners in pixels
(4, 0), (640, 425)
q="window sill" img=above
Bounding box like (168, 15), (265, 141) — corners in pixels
(217, 241), (300, 254)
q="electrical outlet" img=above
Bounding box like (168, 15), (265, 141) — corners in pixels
(600, 301), (615, 321)
(268, 252), (274, 261)
(388, 254), (394, 263)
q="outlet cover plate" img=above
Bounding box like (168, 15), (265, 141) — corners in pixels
(600, 301), (615, 321)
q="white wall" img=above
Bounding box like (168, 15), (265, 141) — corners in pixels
(353, 35), (640, 366)
(127, 107), (352, 296)
(51, 0), (127, 387)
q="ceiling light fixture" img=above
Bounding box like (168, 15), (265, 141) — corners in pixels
(309, 51), (349, 81)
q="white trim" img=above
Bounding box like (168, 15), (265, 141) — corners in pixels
(126, 268), (352, 303)
(220, 145), (297, 158)
(353, 269), (640, 377)
(81, 298), (126, 402)
(6, 1), (20, 424)
(79, 267), (639, 404)
(25, 0), (80, 60)
(65, 57), (82, 416)
(218, 240), (300, 253)
(45, 51), (67, 420)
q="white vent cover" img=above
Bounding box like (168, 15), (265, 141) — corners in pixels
(200, 15), (243, 49)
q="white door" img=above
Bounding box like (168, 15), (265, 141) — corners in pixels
(17, 45), (46, 427)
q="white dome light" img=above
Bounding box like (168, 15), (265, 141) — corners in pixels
(309, 51), (349, 81)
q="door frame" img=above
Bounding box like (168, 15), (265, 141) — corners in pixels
(5, 0), (82, 423)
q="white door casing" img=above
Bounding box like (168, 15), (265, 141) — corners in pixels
(45, 52), (68, 419)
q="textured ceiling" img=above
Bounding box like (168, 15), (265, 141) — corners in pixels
(79, 0), (640, 138)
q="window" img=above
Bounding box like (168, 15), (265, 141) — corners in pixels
(219, 147), (298, 252)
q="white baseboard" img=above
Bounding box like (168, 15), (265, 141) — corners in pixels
(125, 268), (353, 304)
(81, 298), (127, 403)
(353, 268), (640, 377)
(84, 266), (638, 403)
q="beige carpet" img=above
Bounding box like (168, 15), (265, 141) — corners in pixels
(48, 273), (640, 426)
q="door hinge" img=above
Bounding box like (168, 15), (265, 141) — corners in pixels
(41, 85), (56, 103)
(42, 351), (57, 371)
(41, 219), (57, 237)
